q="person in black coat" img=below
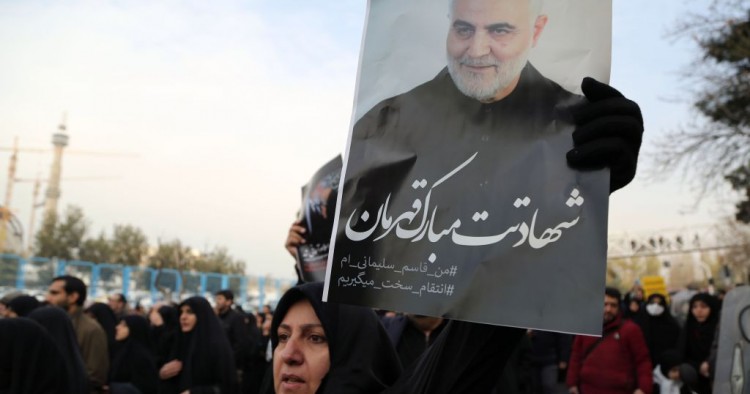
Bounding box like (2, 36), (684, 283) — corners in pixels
(678, 293), (719, 394)
(149, 305), (179, 368)
(0, 317), (73, 394)
(110, 315), (158, 394)
(634, 293), (681, 366)
(27, 306), (89, 394)
(528, 330), (572, 394)
(86, 302), (118, 361)
(148, 304), (179, 394)
(159, 297), (238, 394)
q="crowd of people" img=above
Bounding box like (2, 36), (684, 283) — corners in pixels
(0, 273), (730, 394)
(0, 277), (271, 394)
(0, 0), (739, 392)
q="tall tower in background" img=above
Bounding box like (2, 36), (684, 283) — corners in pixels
(43, 114), (69, 220)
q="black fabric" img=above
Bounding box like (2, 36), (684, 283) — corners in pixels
(0, 318), (73, 394)
(679, 293), (719, 394)
(27, 307), (89, 394)
(633, 293), (681, 366)
(150, 305), (179, 368)
(270, 283), (525, 394)
(238, 310), (264, 394)
(567, 77), (644, 192)
(151, 306), (179, 394)
(218, 308), (251, 369)
(657, 349), (682, 378)
(529, 330), (573, 368)
(385, 320), (525, 394)
(86, 302), (118, 360)
(174, 296), (238, 394)
(270, 283), (403, 393)
(622, 291), (644, 320)
(393, 318), (446, 370)
(7, 295), (40, 317)
(110, 315), (158, 394)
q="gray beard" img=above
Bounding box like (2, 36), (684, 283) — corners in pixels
(447, 52), (529, 102)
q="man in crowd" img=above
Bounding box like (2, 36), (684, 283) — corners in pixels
(215, 289), (252, 383)
(47, 275), (109, 393)
(108, 292), (129, 319)
(566, 287), (652, 394)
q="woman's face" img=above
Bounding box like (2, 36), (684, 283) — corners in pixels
(273, 299), (330, 394)
(115, 320), (130, 341)
(149, 308), (164, 327)
(691, 300), (711, 323)
(180, 305), (197, 332)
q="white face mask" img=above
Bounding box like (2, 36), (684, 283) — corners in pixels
(646, 303), (665, 316)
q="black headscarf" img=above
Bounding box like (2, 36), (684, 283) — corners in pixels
(657, 349), (682, 377)
(27, 306), (89, 394)
(7, 295), (40, 317)
(633, 293), (681, 365)
(110, 315), (158, 394)
(0, 318), (72, 394)
(175, 296), (238, 394)
(680, 293), (719, 366)
(270, 282), (402, 393)
(85, 302), (118, 358)
(678, 293), (719, 394)
(159, 305), (179, 330)
(150, 305), (179, 368)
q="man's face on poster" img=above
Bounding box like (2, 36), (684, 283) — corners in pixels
(447, 0), (547, 102)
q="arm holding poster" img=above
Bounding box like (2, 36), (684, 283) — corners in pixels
(567, 77), (644, 193)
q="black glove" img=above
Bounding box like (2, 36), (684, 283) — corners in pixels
(566, 77), (643, 193)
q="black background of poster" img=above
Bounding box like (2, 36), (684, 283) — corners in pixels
(326, 77), (610, 335)
(296, 155), (342, 283)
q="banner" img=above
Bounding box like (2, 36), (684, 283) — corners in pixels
(325, 0), (612, 336)
(296, 155), (342, 283)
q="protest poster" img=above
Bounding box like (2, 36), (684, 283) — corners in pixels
(296, 155), (342, 283)
(324, 0), (612, 335)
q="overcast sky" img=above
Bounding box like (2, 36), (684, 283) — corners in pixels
(0, 0), (734, 280)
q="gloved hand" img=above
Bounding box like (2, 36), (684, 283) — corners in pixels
(566, 77), (643, 193)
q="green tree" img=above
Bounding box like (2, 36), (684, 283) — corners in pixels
(653, 0), (750, 221)
(149, 239), (191, 271)
(110, 224), (148, 266)
(193, 246), (246, 274)
(34, 206), (88, 259)
(79, 231), (113, 264)
(78, 224), (149, 265)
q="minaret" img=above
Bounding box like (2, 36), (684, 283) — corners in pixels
(4, 137), (18, 210)
(0, 138), (18, 252)
(43, 114), (69, 220)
